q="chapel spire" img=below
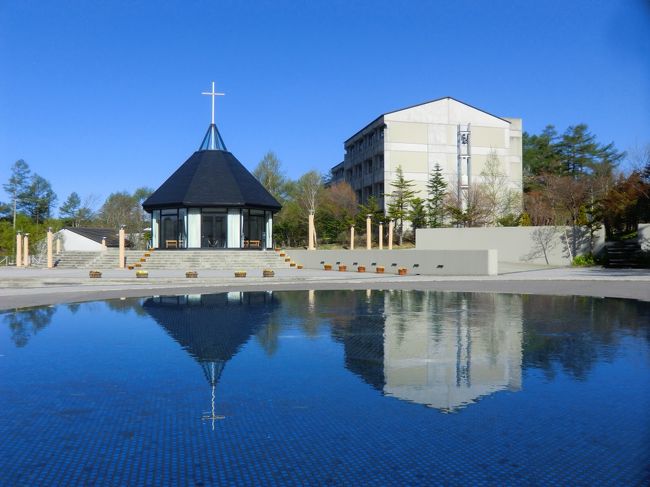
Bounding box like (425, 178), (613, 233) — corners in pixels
(199, 81), (227, 151)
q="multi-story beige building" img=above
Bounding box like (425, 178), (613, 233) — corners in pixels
(330, 97), (522, 211)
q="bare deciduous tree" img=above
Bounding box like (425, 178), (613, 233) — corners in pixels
(544, 174), (590, 256)
(445, 185), (491, 227)
(480, 152), (522, 225)
(525, 226), (561, 264)
(295, 171), (323, 244)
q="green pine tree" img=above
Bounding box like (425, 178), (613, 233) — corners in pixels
(357, 195), (383, 228)
(387, 166), (416, 246)
(3, 159), (31, 229)
(408, 197), (428, 232)
(59, 192), (81, 227)
(426, 163), (447, 227)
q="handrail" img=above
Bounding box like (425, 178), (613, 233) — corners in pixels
(0, 256), (8, 266)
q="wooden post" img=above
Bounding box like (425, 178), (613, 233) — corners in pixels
(47, 228), (53, 269)
(388, 220), (394, 250)
(308, 212), (315, 250)
(350, 226), (355, 250)
(23, 234), (29, 267)
(118, 226), (125, 268)
(56, 235), (61, 254)
(378, 223), (383, 250)
(16, 232), (22, 268)
(366, 214), (372, 250)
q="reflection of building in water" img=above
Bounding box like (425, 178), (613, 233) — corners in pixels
(328, 290), (522, 412)
(142, 292), (276, 428)
(382, 291), (522, 411)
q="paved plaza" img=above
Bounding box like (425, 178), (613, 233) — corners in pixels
(0, 264), (648, 310)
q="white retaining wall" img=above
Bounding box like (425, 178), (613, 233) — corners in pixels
(415, 226), (604, 265)
(57, 229), (104, 251)
(639, 224), (650, 251)
(288, 249), (498, 276)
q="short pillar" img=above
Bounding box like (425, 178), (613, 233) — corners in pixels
(47, 227), (53, 269)
(101, 237), (107, 250)
(308, 212), (315, 250)
(366, 214), (372, 250)
(378, 223), (383, 250)
(23, 234), (29, 267)
(118, 226), (125, 268)
(56, 236), (61, 254)
(350, 226), (355, 250)
(388, 220), (394, 250)
(16, 232), (22, 268)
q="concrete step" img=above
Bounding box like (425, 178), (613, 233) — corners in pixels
(605, 241), (643, 268)
(53, 249), (298, 270)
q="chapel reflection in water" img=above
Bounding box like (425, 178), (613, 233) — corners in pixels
(142, 292), (276, 428)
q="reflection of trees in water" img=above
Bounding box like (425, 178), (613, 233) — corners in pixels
(3, 307), (56, 347)
(522, 295), (650, 380)
(328, 290), (386, 391)
(255, 290), (374, 356)
(104, 297), (147, 317)
(255, 318), (282, 356)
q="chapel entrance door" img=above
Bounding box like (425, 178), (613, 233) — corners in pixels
(201, 213), (227, 248)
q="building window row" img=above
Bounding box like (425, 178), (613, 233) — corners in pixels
(345, 126), (385, 155)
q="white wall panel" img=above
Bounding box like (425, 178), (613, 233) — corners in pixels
(227, 209), (241, 248)
(188, 209), (201, 248)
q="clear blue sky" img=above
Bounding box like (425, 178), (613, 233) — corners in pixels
(1, 0), (648, 213)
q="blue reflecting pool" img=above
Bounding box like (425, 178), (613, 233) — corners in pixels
(1, 290), (649, 485)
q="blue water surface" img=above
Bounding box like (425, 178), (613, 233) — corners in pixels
(1, 290), (649, 486)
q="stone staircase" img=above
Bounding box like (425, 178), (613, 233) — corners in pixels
(54, 250), (145, 269)
(53, 251), (102, 269)
(54, 248), (295, 270)
(92, 250), (143, 269)
(605, 240), (643, 268)
(134, 249), (293, 270)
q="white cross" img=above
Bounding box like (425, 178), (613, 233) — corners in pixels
(201, 81), (225, 125)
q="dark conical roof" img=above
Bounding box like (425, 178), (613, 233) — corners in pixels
(142, 150), (281, 211)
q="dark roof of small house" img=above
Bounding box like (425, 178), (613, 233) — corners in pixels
(63, 227), (121, 247)
(142, 150), (282, 212)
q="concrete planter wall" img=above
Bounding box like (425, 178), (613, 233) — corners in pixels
(290, 249), (497, 276)
(416, 226), (604, 265)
